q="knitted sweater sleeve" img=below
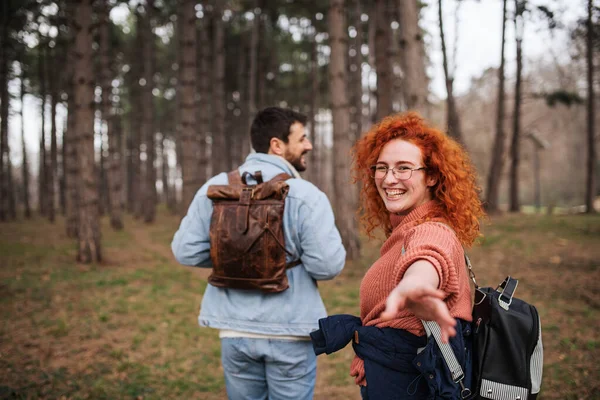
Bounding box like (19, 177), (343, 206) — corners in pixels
(393, 222), (464, 301)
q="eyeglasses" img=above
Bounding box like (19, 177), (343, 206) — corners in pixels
(369, 165), (426, 180)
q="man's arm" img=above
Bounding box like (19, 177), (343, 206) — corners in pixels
(171, 190), (213, 267)
(297, 190), (346, 280)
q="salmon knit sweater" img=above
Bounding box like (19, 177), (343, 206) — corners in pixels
(350, 200), (473, 386)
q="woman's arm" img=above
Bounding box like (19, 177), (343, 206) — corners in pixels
(380, 260), (457, 342)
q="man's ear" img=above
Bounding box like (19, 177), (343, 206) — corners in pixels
(269, 137), (285, 156)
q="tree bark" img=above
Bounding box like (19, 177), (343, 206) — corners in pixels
(485, 0), (508, 213)
(374, 0), (392, 121)
(73, 0), (101, 263)
(198, 13), (211, 183)
(179, 0), (199, 212)
(211, 2), (227, 175)
(141, 2), (156, 223)
(38, 46), (47, 216)
(20, 65), (31, 218)
(48, 49), (58, 223)
(307, 14), (320, 186)
(246, 2), (259, 160)
(99, 0), (123, 229)
(585, 0), (596, 213)
(509, 2), (524, 213)
(438, 0), (463, 143)
(0, 17), (9, 221)
(398, 0), (428, 113)
(329, 0), (360, 260)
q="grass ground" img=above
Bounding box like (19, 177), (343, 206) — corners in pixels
(0, 208), (598, 399)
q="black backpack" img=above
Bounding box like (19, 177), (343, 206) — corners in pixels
(423, 258), (543, 400)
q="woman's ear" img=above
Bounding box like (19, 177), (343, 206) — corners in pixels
(426, 175), (437, 187)
(269, 137), (285, 156)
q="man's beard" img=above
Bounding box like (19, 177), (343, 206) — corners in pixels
(285, 151), (308, 172)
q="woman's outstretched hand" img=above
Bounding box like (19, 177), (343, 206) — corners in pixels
(379, 261), (457, 343)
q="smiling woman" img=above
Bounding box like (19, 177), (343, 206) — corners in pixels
(310, 112), (486, 399)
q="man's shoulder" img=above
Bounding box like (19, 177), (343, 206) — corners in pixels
(286, 179), (324, 201)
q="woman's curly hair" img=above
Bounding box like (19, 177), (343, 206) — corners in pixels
(352, 112), (485, 247)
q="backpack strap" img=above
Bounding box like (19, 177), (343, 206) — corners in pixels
(421, 320), (472, 398)
(227, 170), (243, 185)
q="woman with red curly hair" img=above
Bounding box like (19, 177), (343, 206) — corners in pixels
(310, 112), (485, 399)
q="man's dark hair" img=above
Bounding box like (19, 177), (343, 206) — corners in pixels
(250, 107), (308, 153)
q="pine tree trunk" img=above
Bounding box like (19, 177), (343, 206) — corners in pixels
(307, 14), (319, 186)
(38, 47), (47, 216)
(256, 10), (268, 110)
(485, 0), (508, 213)
(99, 0), (123, 229)
(438, 0), (463, 143)
(20, 68), (31, 218)
(211, 3), (227, 175)
(73, 0), (101, 263)
(246, 2), (259, 160)
(585, 0), (596, 213)
(197, 15), (211, 183)
(350, 0), (363, 141)
(179, 0), (199, 212)
(374, 0), (392, 121)
(141, 2), (156, 223)
(398, 0), (428, 113)
(48, 51), (58, 223)
(65, 80), (79, 238)
(509, 5), (523, 213)
(329, 0), (360, 260)
(0, 22), (9, 221)
(59, 120), (66, 216)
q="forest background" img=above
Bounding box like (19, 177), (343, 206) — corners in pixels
(0, 0), (598, 398)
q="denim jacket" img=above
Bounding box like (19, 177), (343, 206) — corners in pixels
(171, 153), (346, 336)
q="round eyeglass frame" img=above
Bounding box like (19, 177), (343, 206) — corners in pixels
(369, 165), (427, 181)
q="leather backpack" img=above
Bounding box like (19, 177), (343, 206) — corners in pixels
(206, 169), (301, 293)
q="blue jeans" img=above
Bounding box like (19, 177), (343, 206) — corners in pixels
(220, 337), (316, 400)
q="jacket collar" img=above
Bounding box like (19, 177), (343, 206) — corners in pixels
(244, 153), (302, 179)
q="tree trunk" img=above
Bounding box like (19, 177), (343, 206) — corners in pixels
(197, 14), (211, 183)
(398, 0), (428, 113)
(350, 0), (363, 142)
(374, 0), (392, 121)
(509, 4), (524, 213)
(73, 0), (101, 263)
(307, 14), (320, 186)
(20, 67), (31, 218)
(246, 2), (259, 160)
(141, 2), (156, 223)
(329, 0), (360, 260)
(585, 0), (596, 213)
(59, 119), (66, 216)
(65, 78), (79, 238)
(0, 20), (9, 221)
(48, 50), (58, 223)
(160, 130), (170, 207)
(179, 0), (199, 212)
(257, 10), (268, 110)
(438, 0), (463, 143)
(485, 0), (508, 213)
(38, 46), (47, 216)
(99, 0), (123, 229)
(211, 3), (227, 175)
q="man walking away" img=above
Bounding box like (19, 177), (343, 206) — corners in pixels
(171, 107), (346, 400)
